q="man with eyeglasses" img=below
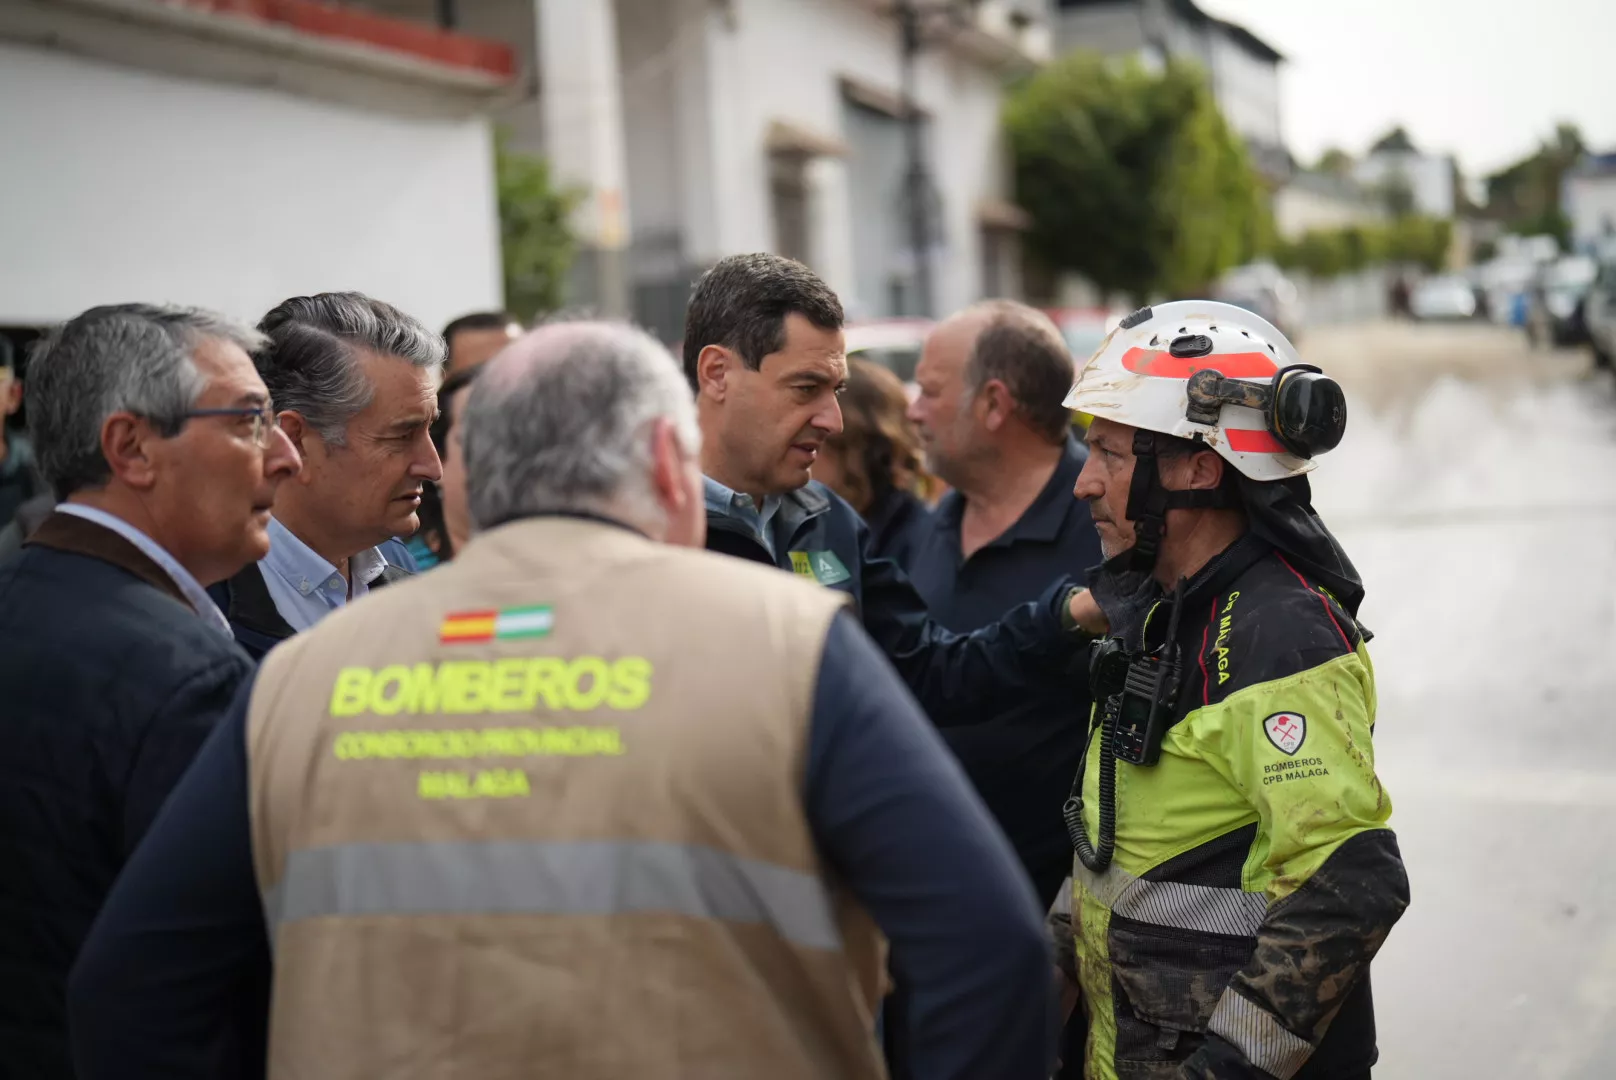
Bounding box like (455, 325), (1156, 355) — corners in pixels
(0, 303), (301, 1079)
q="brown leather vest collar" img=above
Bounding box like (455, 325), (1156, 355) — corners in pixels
(25, 510), (194, 612)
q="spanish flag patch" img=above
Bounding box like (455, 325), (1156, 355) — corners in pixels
(439, 605), (554, 644)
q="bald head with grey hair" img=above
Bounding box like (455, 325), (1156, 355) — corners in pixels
(463, 321), (703, 541)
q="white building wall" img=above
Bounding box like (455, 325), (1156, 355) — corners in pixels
(670, 0), (1016, 318)
(1565, 173), (1616, 253)
(0, 43), (501, 330)
(1354, 152), (1455, 220)
(1208, 30), (1279, 148)
(1273, 184), (1385, 240)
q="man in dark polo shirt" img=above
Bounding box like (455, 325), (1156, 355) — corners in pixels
(905, 301), (1104, 908)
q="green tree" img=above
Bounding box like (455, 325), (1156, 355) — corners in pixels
(1485, 122), (1584, 251)
(1315, 147), (1354, 177)
(1003, 51), (1263, 303)
(496, 131), (582, 322)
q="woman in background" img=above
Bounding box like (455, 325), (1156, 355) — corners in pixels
(406, 364), (480, 569)
(814, 358), (937, 573)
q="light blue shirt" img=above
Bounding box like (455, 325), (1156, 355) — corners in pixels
(703, 476), (783, 558)
(257, 517), (388, 633)
(56, 503), (232, 637)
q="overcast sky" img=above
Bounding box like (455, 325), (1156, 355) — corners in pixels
(1197, 0), (1616, 178)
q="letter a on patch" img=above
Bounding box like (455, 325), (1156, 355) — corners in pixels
(1263, 711), (1306, 755)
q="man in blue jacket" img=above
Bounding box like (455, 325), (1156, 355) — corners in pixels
(684, 254), (1102, 728)
(0, 303), (301, 1077)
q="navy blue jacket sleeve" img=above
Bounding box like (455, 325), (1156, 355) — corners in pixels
(70, 676), (270, 1080)
(853, 513), (1087, 727)
(122, 652), (252, 856)
(806, 611), (1056, 1080)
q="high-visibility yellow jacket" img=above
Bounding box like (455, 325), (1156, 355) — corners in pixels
(1068, 538), (1409, 1080)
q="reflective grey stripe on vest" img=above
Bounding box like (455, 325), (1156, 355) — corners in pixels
(1073, 859), (1269, 937)
(262, 839), (842, 952)
(1208, 989), (1314, 1079)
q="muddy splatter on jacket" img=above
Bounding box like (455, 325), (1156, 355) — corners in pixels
(1067, 536), (1409, 1079)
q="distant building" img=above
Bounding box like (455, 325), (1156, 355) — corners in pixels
(1050, 0), (1289, 181)
(382, 0), (1049, 338)
(1273, 172), (1386, 240)
(0, 0), (510, 332)
(1564, 152), (1616, 255)
(1352, 129), (1457, 220)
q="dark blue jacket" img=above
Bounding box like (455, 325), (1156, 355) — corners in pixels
(705, 479), (1086, 727)
(0, 512), (253, 1079)
(862, 486), (935, 575)
(906, 436), (1104, 906)
(206, 539), (415, 662)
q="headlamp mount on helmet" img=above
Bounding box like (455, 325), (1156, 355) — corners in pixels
(1185, 363), (1347, 460)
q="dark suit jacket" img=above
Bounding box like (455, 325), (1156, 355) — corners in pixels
(207, 547), (414, 662)
(0, 512), (254, 1079)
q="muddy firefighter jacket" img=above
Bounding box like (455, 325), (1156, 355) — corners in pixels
(1064, 535), (1409, 1080)
(66, 515), (1056, 1080)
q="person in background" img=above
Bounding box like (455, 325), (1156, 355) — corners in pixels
(208, 292), (442, 660)
(68, 320), (1055, 1080)
(812, 357), (936, 573)
(904, 300), (1103, 909)
(0, 335), (50, 545)
(443, 310), (522, 376)
(902, 301), (1104, 1079)
(406, 363), (482, 569)
(0, 304), (300, 1078)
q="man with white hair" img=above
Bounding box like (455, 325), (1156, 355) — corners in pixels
(70, 321), (1055, 1080)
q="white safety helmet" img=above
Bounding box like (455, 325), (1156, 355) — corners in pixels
(1064, 301), (1345, 482)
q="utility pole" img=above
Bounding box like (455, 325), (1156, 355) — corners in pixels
(897, 1), (934, 318)
(893, 1), (983, 318)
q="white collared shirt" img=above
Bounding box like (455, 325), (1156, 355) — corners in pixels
(55, 503), (233, 637)
(256, 517), (388, 633)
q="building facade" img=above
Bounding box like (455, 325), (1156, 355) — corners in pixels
(1050, 0), (1287, 181)
(1273, 171), (1387, 240)
(0, 0), (510, 334)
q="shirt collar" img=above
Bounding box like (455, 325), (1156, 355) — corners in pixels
(263, 517), (388, 600)
(703, 476), (782, 526)
(936, 433), (1089, 548)
(55, 503), (232, 636)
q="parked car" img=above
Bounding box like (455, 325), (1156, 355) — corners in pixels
(1042, 307), (1122, 364)
(845, 318), (934, 398)
(1582, 252), (1616, 371)
(1525, 255), (1597, 347)
(1410, 275), (1479, 321)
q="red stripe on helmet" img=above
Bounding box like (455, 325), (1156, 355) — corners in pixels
(1120, 346), (1279, 379)
(1226, 428), (1286, 453)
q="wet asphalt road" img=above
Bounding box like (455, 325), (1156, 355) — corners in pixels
(1299, 322), (1616, 1079)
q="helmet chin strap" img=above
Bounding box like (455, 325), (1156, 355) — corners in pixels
(1120, 429), (1237, 574)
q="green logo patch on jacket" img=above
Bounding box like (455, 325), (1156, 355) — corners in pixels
(789, 550), (851, 586)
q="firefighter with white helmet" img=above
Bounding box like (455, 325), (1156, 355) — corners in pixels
(1051, 301), (1410, 1080)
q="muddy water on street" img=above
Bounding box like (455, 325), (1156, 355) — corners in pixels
(1299, 324), (1616, 1078)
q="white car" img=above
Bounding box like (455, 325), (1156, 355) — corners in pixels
(844, 318), (934, 399)
(1410, 276), (1478, 321)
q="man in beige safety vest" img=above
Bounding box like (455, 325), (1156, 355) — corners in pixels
(68, 320), (1056, 1080)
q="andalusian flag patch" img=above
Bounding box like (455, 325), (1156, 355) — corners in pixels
(439, 605), (554, 644)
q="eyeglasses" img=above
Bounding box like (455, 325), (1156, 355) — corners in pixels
(179, 404), (276, 447)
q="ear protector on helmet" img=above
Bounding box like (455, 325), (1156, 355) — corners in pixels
(1184, 364), (1347, 460)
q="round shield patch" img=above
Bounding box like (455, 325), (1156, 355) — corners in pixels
(1263, 712), (1307, 755)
